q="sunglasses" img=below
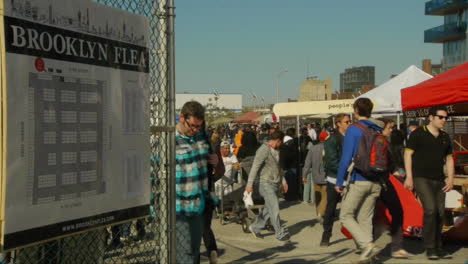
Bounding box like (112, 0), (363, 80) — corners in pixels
(435, 115), (449, 121)
(185, 120), (202, 132)
(341, 120), (351, 124)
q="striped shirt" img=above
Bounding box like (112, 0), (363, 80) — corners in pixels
(175, 129), (210, 216)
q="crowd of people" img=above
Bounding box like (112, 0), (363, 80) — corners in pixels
(175, 99), (455, 264)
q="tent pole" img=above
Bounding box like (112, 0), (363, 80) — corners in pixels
(397, 112), (401, 130)
(296, 115), (300, 137)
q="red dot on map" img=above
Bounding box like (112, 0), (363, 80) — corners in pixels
(35, 58), (45, 72)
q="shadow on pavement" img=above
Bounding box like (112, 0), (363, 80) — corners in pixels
(279, 200), (302, 210)
(229, 241), (298, 263)
(229, 244), (356, 264)
(329, 237), (348, 246)
(274, 258), (312, 264)
(265, 248), (353, 264)
(288, 219), (318, 237)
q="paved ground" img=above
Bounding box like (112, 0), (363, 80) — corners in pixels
(201, 200), (468, 264)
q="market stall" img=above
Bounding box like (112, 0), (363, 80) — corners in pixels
(401, 62), (468, 115)
(360, 65), (432, 114)
(231, 111), (262, 124)
(273, 99), (355, 132)
(400, 61), (468, 241)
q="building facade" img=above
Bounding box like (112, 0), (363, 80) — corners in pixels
(424, 0), (468, 72)
(422, 59), (443, 76)
(298, 77), (332, 101)
(339, 66), (375, 93)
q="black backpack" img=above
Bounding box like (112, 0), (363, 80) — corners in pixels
(353, 122), (389, 178)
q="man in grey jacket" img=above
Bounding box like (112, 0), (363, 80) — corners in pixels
(245, 130), (290, 242)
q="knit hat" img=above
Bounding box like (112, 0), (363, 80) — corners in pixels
(319, 131), (330, 142)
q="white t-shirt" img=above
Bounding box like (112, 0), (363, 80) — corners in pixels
(215, 153), (239, 197)
(308, 128), (317, 141)
(222, 153), (239, 179)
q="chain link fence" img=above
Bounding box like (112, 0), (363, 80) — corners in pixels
(3, 0), (175, 263)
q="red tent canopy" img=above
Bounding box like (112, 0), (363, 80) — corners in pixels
(232, 111), (261, 124)
(401, 62), (468, 111)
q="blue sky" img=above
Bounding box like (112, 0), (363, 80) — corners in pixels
(176, 0), (442, 105)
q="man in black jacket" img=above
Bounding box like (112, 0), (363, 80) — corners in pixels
(281, 128), (300, 201)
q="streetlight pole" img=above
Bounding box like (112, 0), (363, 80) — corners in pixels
(276, 69), (288, 103)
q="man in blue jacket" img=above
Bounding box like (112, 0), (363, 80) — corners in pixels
(335, 98), (382, 263)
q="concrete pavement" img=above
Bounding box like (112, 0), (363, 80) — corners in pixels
(202, 200), (468, 264)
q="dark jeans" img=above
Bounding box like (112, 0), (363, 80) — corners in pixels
(203, 201), (218, 253)
(176, 215), (204, 264)
(284, 168), (300, 201)
(380, 178), (403, 235)
(414, 177), (445, 249)
(322, 182), (341, 238)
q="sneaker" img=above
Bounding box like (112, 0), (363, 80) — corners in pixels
(277, 235), (290, 242)
(359, 243), (380, 261)
(248, 225), (262, 239)
(426, 248), (439, 260)
(209, 250), (218, 264)
(391, 249), (411, 259)
(436, 248), (452, 259)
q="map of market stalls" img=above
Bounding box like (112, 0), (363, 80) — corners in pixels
(29, 73), (104, 204)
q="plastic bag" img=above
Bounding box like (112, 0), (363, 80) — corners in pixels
(243, 191), (254, 208)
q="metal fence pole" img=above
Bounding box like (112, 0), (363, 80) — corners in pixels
(166, 0), (177, 263)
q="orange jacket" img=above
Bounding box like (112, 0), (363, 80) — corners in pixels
(233, 130), (243, 155)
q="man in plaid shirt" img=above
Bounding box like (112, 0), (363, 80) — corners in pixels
(175, 101), (218, 264)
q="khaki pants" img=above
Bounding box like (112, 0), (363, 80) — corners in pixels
(314, 184), (327, 217)
(340, 181), (381, 249)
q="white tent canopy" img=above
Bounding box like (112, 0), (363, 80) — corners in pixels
(359, 65), (432, 113)
(273, 99), (355, 117)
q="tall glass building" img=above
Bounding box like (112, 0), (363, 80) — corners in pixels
(339, 66), (375, 94)
(424, 0), (468, 71)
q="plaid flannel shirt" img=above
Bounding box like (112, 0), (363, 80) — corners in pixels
(175, 130), (209, 216)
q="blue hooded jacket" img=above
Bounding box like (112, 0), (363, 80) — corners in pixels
(335, 119), (383, 187)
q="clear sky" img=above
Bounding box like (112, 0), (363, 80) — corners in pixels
(175, 0), (443, 105)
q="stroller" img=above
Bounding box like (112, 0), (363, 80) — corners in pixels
(216, 157), (268, 233)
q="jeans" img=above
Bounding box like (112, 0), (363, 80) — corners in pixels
(284, 168), (300, 201)
(340, 181), (381, 249)
(303, 171), (315, 203)
(314, 184), (327, 217)
(322, 182), (341, 239)
(414, 177), (445, 249)
(176, 215), (204, 264)
(251, 182), (289, 240)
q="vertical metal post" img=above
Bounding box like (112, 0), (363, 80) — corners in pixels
(166, 0), (177, 263)
(397, 112), (401, 130)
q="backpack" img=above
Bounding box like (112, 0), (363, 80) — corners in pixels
(353, 122), (389, 178)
